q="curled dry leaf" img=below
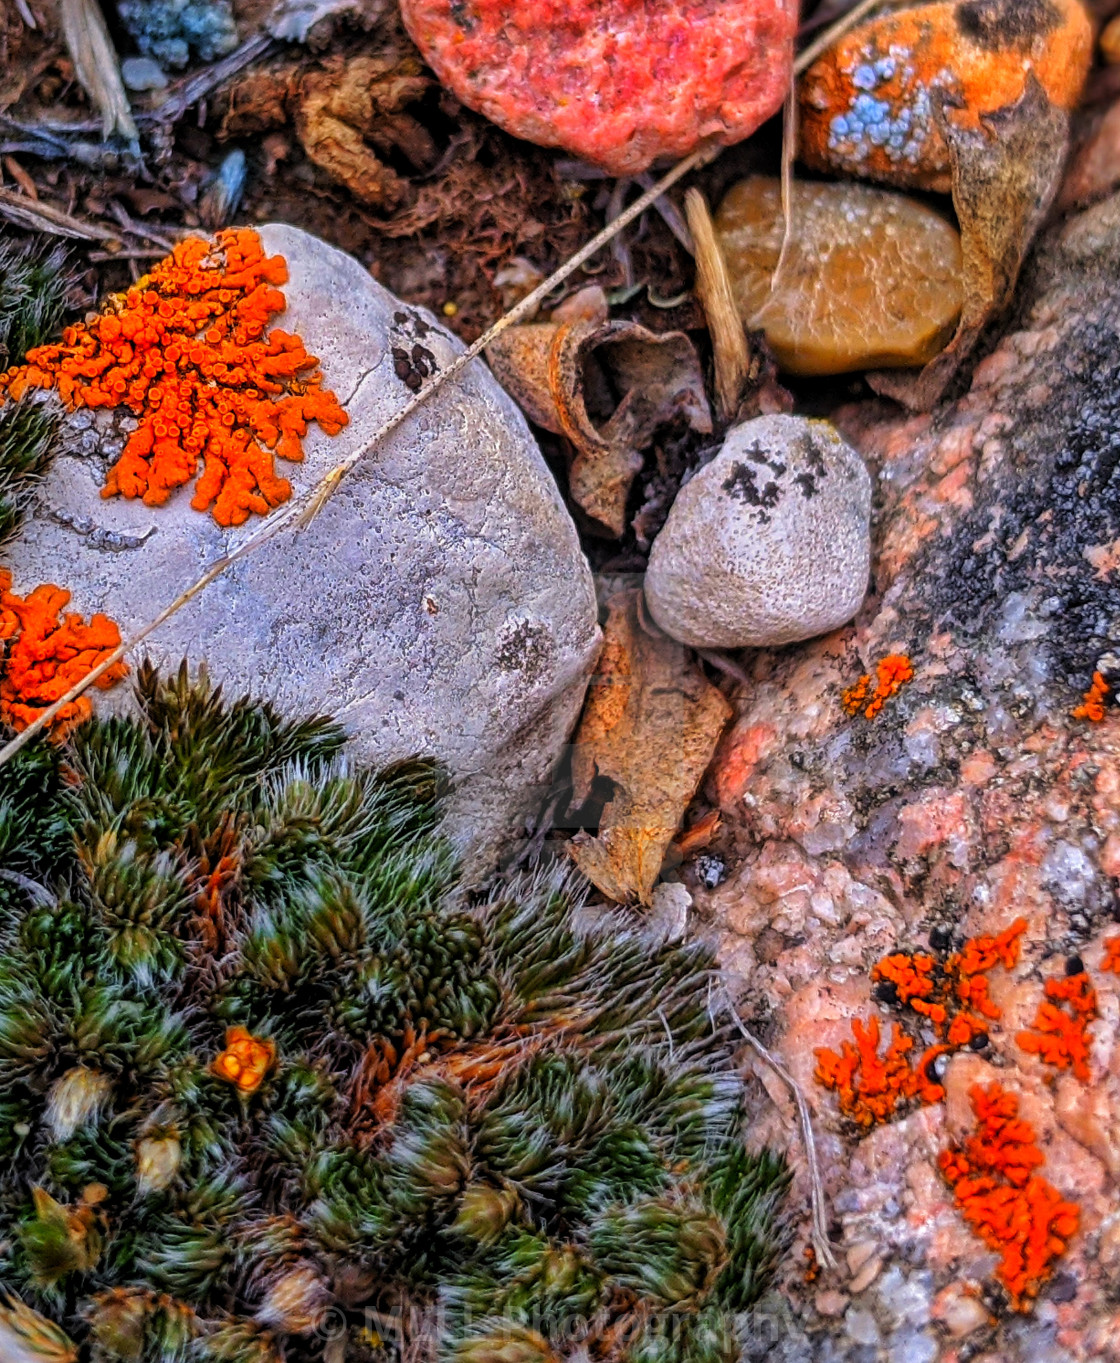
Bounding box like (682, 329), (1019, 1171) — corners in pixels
(486, 319), (711, 537)
(567, 590), (732, 905)
(870, 76), (1070, 409)
(221, 50), (433, 211)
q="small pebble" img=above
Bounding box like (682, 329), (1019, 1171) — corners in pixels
(714, 176), (963, 376)
(815, 1289), (850, 1317)
(1101, 13), (1120, 64)
(845, 1306), (881, 1347)
(645, 414), (871, 648)
(850, 1255), (883, 1294)
(847, 1240), (880, 1277)
(121, 56), (168, 91)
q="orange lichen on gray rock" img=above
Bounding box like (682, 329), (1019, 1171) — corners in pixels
(0, 227), (348, 527)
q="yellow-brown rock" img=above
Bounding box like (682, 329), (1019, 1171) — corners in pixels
(713, 176), (963, 377)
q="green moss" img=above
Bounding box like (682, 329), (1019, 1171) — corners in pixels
(0, 237), (71, 368)
(0, 665), (789, 1363)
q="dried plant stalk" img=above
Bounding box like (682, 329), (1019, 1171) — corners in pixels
(685, 187), (750, 423)
(58, 0), (138, 142)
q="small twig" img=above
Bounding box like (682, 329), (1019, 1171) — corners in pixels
(0, 868), (57, 908)
(773, 82), (798, 296)
(0, 143), (718, 768)
(87, 248), (170, 261)
(0, 186), (109, 240)
(144, 33), (277, 125)
(724, 989), (837, 1271)
(694, 646), (752, 687)
(106, 200), (177, 251)
(14, 0), (37, 28)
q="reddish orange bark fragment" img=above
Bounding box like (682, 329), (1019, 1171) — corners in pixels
(0, 569), (128, 737)
(0, 228), (348, 528)
(212, 1026), (277, 1094)
(939, 1082), (1079, 1309)
(1017, 971), (1097, 1082)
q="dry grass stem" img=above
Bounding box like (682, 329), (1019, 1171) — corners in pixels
(58, 0), (138, 141)
(685, 187), (750, 422)
(725, 989), (838, 1271)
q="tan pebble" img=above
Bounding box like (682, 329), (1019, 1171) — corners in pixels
(815, 1288), (850, 1317)
(936, 1289), (990, 1339)
(1103, 14), (1120, 64)
(848, 1255), (883, 1294)
(846, 1239), (879, 1276)
(713, 176), (962, 376)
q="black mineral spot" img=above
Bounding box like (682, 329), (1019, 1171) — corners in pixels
(929, 925), (952, 951)
(1066, 955), (1084, 976)
(969, 1032), (989, 1051)
(722, 461), (782, 522)
(874, 979), (899, 1006)
(956, 0), (1061, 50)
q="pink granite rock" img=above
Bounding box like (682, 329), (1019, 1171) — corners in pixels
(399, 0), (798, 175)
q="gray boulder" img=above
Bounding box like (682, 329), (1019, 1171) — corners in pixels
(8, 223), (600, 875)
(644, 414), (871, 648)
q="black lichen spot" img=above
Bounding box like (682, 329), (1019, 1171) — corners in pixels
(722, 460), (782, 522)
(495, 620), (551, 684)
(391, 343), (438, 392)
(956, 0), (1061, 51)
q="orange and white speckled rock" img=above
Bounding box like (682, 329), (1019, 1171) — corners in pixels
(399, 0), (797, 175)
(800, 0), (1092, 193)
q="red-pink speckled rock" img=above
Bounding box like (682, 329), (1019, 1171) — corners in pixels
(398, 0), (798, 175)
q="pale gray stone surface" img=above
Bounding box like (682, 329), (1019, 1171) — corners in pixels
(643, 414), (871, 649)
(8, 223), (600, 875)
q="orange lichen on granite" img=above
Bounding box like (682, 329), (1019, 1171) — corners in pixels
(817, 919), (1027, 1127)
(0, 228), (348, 527)
(212, 1026), (277, 1094)
(842, 653), (913, 718)
(1017, 970), (1098, 1082)
(939, 1082), (1079, 1310)
(1102, 936), (1120, 974)
(0, 569), (127, 736)
(1072, 671), (1110, 722)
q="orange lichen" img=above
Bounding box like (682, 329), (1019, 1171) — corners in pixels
(1017, 970), (1098, 1082)
(814, 1014), (933, 1128)
(0, 569), (127, 737)
(212, 1026), (277, 1094)
(817, 918), (1027, 1127)
(0, 228), (348, 528)
(1072, 671), (1110, 722)
(1102, 936), (1120, 974)
(842, 653), (913, 719)
(939, 1082), (1079, 1309)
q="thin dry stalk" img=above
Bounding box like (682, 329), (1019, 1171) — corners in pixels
(0, 187), (108, 240)
(724, 988), (838, 1271)
(684, 187), (750, 423)
(773, 81), (798, 295)
(0, 143), (718, 769)
(58, 0), (138, 142)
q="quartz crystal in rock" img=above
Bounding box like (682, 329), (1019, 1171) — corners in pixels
(399, 0), (797, 176)
(714, 176), (963, 376)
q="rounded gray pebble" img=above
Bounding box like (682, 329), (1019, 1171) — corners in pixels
(644, 414), (871, 648)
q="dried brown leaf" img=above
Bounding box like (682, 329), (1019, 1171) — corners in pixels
(487, 318), (711, 536)
(870, 75), (1069, 410)
(567, 590), (732, 905)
